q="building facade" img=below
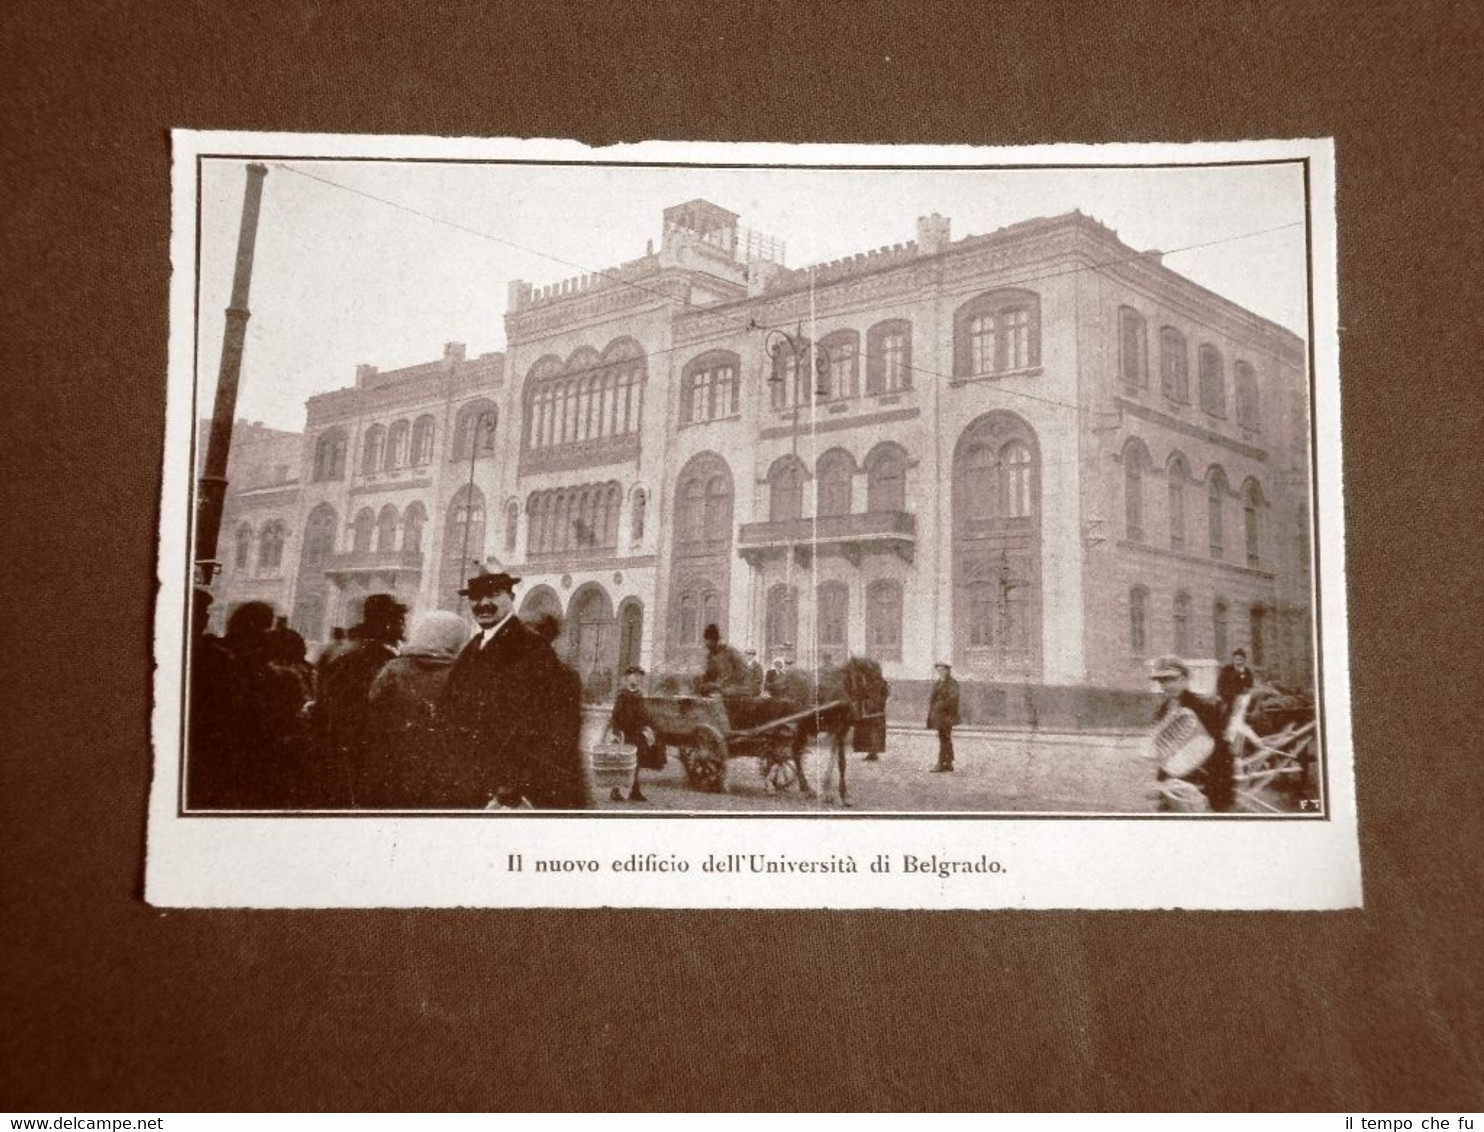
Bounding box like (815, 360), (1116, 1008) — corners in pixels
(207, 200), (1313, 719)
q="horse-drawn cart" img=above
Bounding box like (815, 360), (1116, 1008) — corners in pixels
(642, 693), (846, 794)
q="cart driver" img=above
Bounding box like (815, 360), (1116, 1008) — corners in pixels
(695, 623), (751, 697)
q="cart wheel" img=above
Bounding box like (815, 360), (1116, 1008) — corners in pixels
(684, 726), (727, 794)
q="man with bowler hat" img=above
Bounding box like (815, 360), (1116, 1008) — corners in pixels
(318, 592), (406, 806)
(440, 571), (588, 809)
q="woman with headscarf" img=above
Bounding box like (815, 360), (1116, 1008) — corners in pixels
(364, 610), (470, 807)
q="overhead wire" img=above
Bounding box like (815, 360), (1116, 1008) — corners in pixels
(266, 161), (1304, 424)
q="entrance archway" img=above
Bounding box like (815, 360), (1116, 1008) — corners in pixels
(567, 583), (616, 692)
(617, 597), (644, 674)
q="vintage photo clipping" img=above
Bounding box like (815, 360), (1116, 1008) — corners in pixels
(147, 132), (1357, 908)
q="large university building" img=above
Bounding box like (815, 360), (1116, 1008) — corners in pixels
(206, 199), (1313, 723)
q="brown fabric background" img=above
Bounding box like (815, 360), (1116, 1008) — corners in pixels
(4, 0), (1481, 1113)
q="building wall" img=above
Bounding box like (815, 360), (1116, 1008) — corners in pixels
(206, 203), (1314, 711)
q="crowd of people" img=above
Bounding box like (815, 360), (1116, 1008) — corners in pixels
(187, 571), (589, 811)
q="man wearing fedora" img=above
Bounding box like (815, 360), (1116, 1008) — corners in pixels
(1151, 654), (1234, 812)
(440, 571), (588, 809)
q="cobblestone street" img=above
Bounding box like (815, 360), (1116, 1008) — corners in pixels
(592, 726), (1158, 813)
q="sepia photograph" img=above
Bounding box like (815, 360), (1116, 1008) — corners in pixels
(149, 133), (1356, 908)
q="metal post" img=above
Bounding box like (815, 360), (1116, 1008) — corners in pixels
(195, 162), (268, 583)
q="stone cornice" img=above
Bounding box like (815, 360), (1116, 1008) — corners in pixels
(1116, 397), (1268, 462)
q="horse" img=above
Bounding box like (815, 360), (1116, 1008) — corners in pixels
(767, 656), (889, 807)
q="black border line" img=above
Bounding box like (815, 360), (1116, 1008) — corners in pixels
(177, 147), (1330, 824)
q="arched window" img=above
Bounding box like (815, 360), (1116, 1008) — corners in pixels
(681, 351), (741, 424)
(765, 584), (799, 660)
(631, 488), (647, 545)
(820, 330), (860, 400)
(768, 456), (807, 522)
(522, 341), (645, 462)
(961, 444), (995, 522)
(999, 441), (1033, 519)
(352, 508), (375, 554)
(505, 500), (519, 554)
(1167, 454), (1189, 551)
(1243, 478), (1264, 568)
(817, 449), (854, 518)
(385, 419), (410, 469)
(234, 523), (253, 570)
(817, 580), (849, 652)
(376, 505), (398, 553)
(1173, 591), (1192, 656)
(865, 579), (903, 661)
(451, 400), (497, 462)
(410, 415), (436, 465)
(301, 504), (337, 568)
(1208, 467), (1228, 558)
(361, 424), (385, 474)
(1119, 307), (1148, 388)
(258, 520), (286, 570)
(682, 477), (705, 545)
(952, 411), (1042, 677)
(440, 486), (485, 611)
(1124, 439), (1149, 542)
(865, 443), (908, 513)
(1235, 361), (1260, 431)
(1130, 585), (1149, 654)
(312, 429), (347, 482)
(704, 476), (730, 544)
(1249, 605), (1267, 668)
(954, 289), (1040, 377)
(1160, 327), (1189, 403)
(1212, 597), (1230, 662)
(402, 503), (426, 555)
(669, 453), (734, 668)
(290, 592), (326, 642)
(1199, 344), (1226, 417)
(866, 319), (912, 394)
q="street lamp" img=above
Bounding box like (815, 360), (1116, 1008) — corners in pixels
(457, 410), (498, 579)
(764, 325), (831, 402)
(759, 325), (832, 669)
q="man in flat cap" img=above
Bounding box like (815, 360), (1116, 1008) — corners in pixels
(927, 661), (960, 772)
(1150, 655), (1233, 812)
(440, 572), (588, 809)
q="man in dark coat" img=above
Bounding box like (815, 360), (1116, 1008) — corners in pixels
(315, 593), (406, 807)
(1152, 654), (1234, 812)
(609, 665), (659, 802)
(695, 622), (751, 696)
(1216, 647), (1256, 706)
(927, 661), (961, 772)
(440, 572), (588, 809)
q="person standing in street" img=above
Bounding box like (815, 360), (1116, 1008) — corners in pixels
(440, 572), (588, 809)
(364, 610), (469, 807)
(316, 593), (406, 807)
(1151, 655), (1234, 812)
(1216, 647), (1256, 706)
(609, 665), (660, 803)
(927, 661), (960, 772)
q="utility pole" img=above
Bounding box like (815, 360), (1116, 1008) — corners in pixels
(195, 162), (268, 585)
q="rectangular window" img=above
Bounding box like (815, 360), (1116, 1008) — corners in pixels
(1004, 309), (1029, 370)
(971, 316), (996, 375)
(882, 333), (905, 391)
